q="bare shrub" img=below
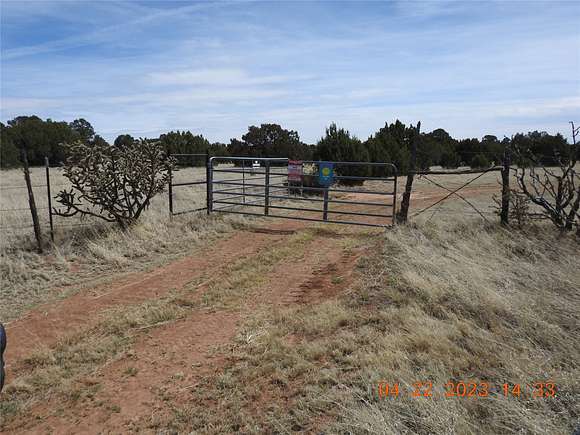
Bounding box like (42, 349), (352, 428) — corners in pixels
(493, 189), (532, 228)
(511, 124), (579, 234)
(54, 139), (174, 229)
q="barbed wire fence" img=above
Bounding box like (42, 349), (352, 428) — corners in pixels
(0, 157), (99, 249)
(2, 146), (577, 250)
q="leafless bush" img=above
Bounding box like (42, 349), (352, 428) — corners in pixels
(55, 139), (175, 229)
(493, 189), (532, 228)
(511, 123), (579, 234)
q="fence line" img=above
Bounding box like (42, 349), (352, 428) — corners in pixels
(0, 183), (68, 190)
(4, 150), (559, 246)
(0, 207), (49, 212)
(410, 168), (500, 220)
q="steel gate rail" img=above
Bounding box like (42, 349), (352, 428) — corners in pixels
(207, 157), (398, 228)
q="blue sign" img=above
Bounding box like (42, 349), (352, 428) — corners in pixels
(318, 162), (334, 187)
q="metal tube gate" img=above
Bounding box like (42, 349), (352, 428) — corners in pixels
(208, 157), (398, 228)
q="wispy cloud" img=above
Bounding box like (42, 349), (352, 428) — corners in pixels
(1, 1), (224, 60)
(146, 68), (312, 87)
(1, 0), (579, 142)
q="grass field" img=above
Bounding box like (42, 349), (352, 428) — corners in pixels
(0, 166), (578, 434)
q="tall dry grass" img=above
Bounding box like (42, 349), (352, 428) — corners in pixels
(330, 219), (579, 434)
(0, 165), (254, 322)
(161, 219), (579, 434)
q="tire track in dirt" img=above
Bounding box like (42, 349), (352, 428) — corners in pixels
(4, 221), (305, 365)
(4, 225), (370, 434)
(17, 312), (241, 434)
(269, 247), (362, 306)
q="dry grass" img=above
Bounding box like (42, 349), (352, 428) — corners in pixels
(0, 165), (254, 321)
(157, 220), (579, 434)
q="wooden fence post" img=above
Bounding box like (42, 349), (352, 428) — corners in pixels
(397, 121), (420, 223)
(21, 147), (43, 253)
(500, 145), (511, 226)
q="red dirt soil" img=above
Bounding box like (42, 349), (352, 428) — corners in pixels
(5, 221), (370, 434)
(4, 222), (305, 365)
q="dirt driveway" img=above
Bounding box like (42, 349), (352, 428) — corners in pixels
(0, 185), (498, 434)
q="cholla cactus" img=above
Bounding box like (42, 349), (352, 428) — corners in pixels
(55, 139), (175, 229)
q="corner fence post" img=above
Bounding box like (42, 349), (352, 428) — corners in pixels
(45, 157), (54, 243)
(397, 121), (420, 223)
(500, 146), (511, 226)
(264, 160), (270, 216)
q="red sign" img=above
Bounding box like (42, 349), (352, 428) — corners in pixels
(288, 160), (303, 182)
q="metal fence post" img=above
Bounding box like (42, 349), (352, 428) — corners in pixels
(168, 157), (174, 217)
(264, 160), (270, 216)
(207, 156), (213, 213)
(323, 188), (329, 221)
(45, 157), (54, 243)
(242, 159), (246, 204)
(206, 153), (211, 214)
(392, 167), (398, 226)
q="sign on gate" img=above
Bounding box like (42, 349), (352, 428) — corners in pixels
(318, 162), (334, 187)
(288, 160), (303, 182)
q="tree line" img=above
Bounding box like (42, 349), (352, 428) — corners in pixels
(1, 115), (575, 172)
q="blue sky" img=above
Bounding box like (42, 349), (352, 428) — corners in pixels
(1, 0), (579, 143)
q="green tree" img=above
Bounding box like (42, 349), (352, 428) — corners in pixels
(7, 116), (52, 165)
(241, 124), (309, 159)
(423, 128), (460, 169)
(470, 153), (490, 169)
(157, 131), (211, 165)
(481, 135), (503, 165)
(315, 123), (369, 183)
(364, 120), (414, 175)
(511, 131), (571, 166)
(0, 122), (20, 168)
(226, 124), (311, 164)
(114, 134), (136, 150)
(3, 116), (80, 166)
(69, 118), (95, 144)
